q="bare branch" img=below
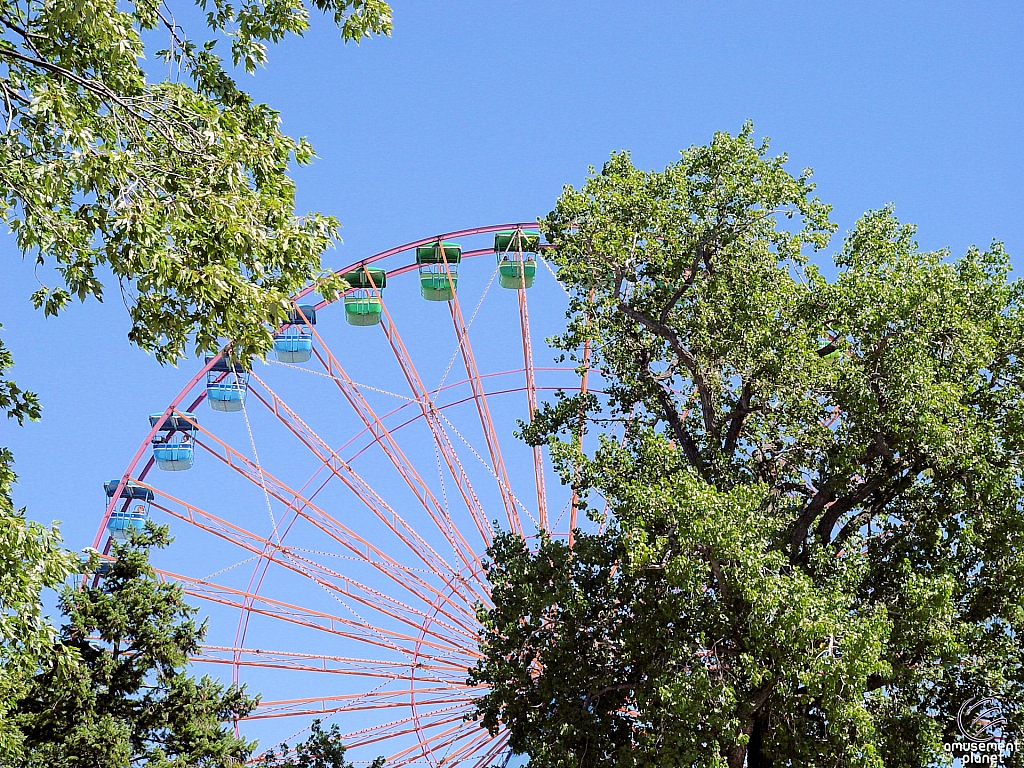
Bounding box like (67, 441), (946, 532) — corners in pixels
(722, 380), (753, 457)
(617, 300), (717, 436)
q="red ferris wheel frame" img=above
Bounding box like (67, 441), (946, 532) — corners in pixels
(93, 223), (597, 767)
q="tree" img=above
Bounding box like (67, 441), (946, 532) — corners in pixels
(255, 718), (385, 768)
(12, 524), (259, 768)
(1, 0), (390, 363)
(470, 124), (1024, 767)
(0, 329), (81, 760)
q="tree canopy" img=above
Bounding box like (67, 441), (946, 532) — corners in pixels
(13, 525), (258, 768)
(471, 125), (1024, 767)
(1, 0), (390, 363)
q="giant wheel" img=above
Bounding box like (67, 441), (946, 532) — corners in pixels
(93, 224), (602, 767)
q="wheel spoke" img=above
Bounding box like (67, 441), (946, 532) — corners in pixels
(157, 568), (480, 665)
(193, 646), (467, 685)
(244, 377), (488, 614)
(251, 687), (481, 720)
(515, 275), (548, 528)
(447, 274), (522, 536)
(181, 424), (487, 623)
(145, 493), (480, 649)
(467, 733), (510, 768)
(375, 287), (493, 553)
(304, 315), (490, 589)
(382, 718), (487, 767)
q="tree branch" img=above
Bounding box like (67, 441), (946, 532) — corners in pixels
(648, 365), (710, 483)
(0, 45), (195, 150)
(815, 470), (894, 546)
(790, 482), (836, 557)
(658, 249), (703, 324)
(722, 380), (753, 457)
(618, 300), (717, 436)
(831, 473), (916, 549)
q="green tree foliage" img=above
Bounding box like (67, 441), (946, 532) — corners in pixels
(0, 327), (80, 761)
(0, 1), (388, 759)
(12, 524), (259, 768)
(0, 484), (78, 762)
(255, 718), (385, 768)
(470, 125), (1024, 767)
(1, 0), (390, 363)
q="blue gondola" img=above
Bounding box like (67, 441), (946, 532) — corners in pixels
(149, 411), (197, 471)
(274, 305), (316, 363)
(205, 355), (249, 412)
(104, 479), (154, 541)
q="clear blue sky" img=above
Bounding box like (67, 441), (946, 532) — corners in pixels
(1, 0), (1022, 756)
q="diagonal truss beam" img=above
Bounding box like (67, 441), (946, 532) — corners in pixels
(182, 422), (485, 627)
(145, 491), (478, 650)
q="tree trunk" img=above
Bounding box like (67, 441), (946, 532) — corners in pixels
(747, 713), (772, 768)
(725, 713), (771, 768)
(726, 723), (752, 768)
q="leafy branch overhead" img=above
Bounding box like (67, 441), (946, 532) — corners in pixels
(0, 0), (391, 363)
(472, 125), (1024, 768)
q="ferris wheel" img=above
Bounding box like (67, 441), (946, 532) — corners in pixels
(93, 223), (601, 767)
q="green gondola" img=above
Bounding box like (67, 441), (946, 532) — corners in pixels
(494, 229), (540, 290)
(342, 267), (387, 326)
(415, 241), (461, 301)
(817, 340), (841, 362)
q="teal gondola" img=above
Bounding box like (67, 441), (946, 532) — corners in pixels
(206, 355), (249, 412)
(494, 229), (540, 289)
(342, 268), (387, 326)
(415, 241), (461, 301)
(104, 479), (154, 540)
(150, 412), (197, 471)
(274, 305), (316, 363)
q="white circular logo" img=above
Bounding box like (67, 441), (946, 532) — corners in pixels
(957, 697), (1006, 743)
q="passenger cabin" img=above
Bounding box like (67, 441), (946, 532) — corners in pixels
(415, 241), (461, 301)
(205, 355), (249, 412)
(817, 341), (841, 362)
(104, 479), (154, 540)
(342, 268), (387, 326)
(495, 229), (540, 289)
(149, 411), (197, 471)
(274, 305), (316, 363)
